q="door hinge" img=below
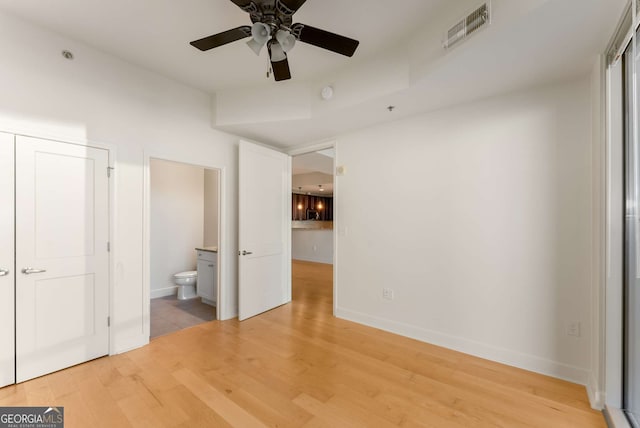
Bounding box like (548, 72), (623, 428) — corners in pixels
(107, 166), (114, 178)
(107, 316), (111, 327)
(107, 241), (111, 252)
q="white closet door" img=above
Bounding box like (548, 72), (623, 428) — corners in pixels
(238, 141), (291, 321)
(0, 133), (15, 388)
(15, 136), (110, 382)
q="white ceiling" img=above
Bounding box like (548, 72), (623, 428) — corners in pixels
(292, 150), (333, 175)
(0, 0), (627, 149)
(292, 151), (334, 195)
(0, 0), (447, 92)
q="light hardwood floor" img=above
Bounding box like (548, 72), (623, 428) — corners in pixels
(0, 260), (605, 427)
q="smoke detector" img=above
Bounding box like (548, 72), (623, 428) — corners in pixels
(321, 86), (334, 100)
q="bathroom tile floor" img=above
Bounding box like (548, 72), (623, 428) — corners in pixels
(150, 295), (216, 339)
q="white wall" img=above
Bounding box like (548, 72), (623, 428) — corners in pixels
(204, 169), (219, 248)
(0, 11), (241, 353)
(335, 77), (594, 384)
(292, 230), (333, 264)
(150, 160), (204, 298)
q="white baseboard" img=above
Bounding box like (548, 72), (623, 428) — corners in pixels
(587, 372), (605, 410)
(111, 333), (148, 355)
(219, 308), (238, 321)
(151, 286), (177, 299)
(335, 306), (589, 385)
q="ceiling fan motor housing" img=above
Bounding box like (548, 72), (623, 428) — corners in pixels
(190, 0), (360, 81)
(248, 1), (294, 34)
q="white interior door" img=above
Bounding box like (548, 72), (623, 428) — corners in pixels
(239, 141), (291, 321)
(0, 133), (15, 388)
(15, 136), (110, 382)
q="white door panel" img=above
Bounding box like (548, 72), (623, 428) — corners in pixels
(15, 136), (109, 382)
(34, 152), (96, 259)
(239, 141), (291, 321)
(0, 133), (15, 388)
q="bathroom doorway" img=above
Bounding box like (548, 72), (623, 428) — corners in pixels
(148, 158), (221, 339)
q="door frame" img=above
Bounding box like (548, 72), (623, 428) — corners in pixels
(0, 127), (116, 356)
(0, 133), (15, 387)
(288, 141), (338, 315)
(142, 151), (228, 333)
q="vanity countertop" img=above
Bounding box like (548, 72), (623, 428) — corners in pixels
(196, 246), (218, 253)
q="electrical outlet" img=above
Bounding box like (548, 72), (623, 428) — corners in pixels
(382, 288), (394, 300)
(568, 321), (581, 337)
(312, 245), (318, 253)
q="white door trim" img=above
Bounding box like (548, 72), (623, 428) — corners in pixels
(605, 52), (625, 409)
(287, 140), (336, 157)
(0, 132), (15, 388)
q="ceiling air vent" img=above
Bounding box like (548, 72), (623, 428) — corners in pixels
(443, 2), (491, 49)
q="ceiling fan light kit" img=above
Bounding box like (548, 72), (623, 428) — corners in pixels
(268, 40), (287, 62)
(275, 30), (296, 52)
(250, 22), (271, 45)
(190, 0), (360, 82)
(246, 37), (265, 55)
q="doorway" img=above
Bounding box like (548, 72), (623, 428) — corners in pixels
(291, 148), (335, 311)
(148, 158), (221, 338)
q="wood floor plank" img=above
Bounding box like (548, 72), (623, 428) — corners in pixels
(172, 367), (268, 428)
(206, 366), (313, 426)
(293, 393), (363, 428)
(77, 375), (133, 428)
(117, 393), (166, 428)
(0, 260), (605, 427)
(157, 384), (231, 427)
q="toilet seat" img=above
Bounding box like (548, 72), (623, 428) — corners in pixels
(174, 270), (197, 279)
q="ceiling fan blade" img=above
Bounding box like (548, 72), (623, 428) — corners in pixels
(276, 0), (307, 15)
(190, 26), (252, 51)
(291, 24), (359, 57)
(270, 57), (291, 82)
(229, 0), (253, 10)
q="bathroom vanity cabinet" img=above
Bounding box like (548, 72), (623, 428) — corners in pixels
(196, 248), (217, 305)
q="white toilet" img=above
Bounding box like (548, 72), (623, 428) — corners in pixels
(174, 270), (198, 300)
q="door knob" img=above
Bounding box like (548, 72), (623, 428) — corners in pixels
(241, 250), (253, 256)
(0, 268), (8, 277)
(21, 267), (46, 275)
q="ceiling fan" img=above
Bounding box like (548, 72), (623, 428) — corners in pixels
(190, 0), (360, 82)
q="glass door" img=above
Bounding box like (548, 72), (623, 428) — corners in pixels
(624, 29), (640, 428)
